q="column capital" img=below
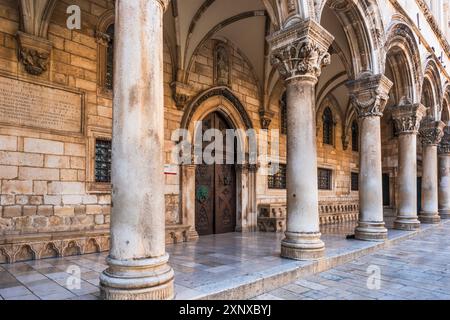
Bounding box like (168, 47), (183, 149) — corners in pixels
(391, 103), (427, 135)
(439, 127), (450, 154)
(347, 72), (393, 118)
(268, 19), (334, 82)
(419, 119), (445, 146)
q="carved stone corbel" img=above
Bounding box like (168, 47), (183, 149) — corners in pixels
(259, 109), (275, 129)
(170, 81), (194, 111)
(16, 31), (52, 76)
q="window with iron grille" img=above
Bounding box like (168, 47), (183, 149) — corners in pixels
(280, 91), (287, 135)
(318, 168), (332, 190)
(268, 163), (287, 189)
(351, 120), (359, 152)
(95, 139), (112, 183)
(323, 107), (334, 145)
(351, 172), (359, 191)
(105, 24), (114, 91)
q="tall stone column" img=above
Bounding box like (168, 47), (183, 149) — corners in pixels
(268, 20), (334, 260)
(391, 104), (426, 230)
(439, 128), (450, 219)
(419, 119), (445, 224)
(347, 73), (393, 241)
(100, 0), (174, 300)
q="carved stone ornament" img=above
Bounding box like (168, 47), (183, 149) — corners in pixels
(16, 31), (52, 76)
(419, 118), (445, 146)
(439, 127), (450, 154)
(95, 31), (111, 46)
(170, 81), (194, 110)
(268, 19), (334, 82)
(347, 72), (393, 118)
(391, 103), (427, 135)
(259, 109), (275, 129)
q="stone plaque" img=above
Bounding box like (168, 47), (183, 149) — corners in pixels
(0, 76), (83, 134)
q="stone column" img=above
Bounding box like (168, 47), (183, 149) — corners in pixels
(347, 73), (393, 241)
(391, 104), (426, 230)
(181, 164), (199, 240)
(100, 0), (174, 300)
(419, 119), (445, 224)
(439, 128), (450, 219)
(268, 20), (334, 260)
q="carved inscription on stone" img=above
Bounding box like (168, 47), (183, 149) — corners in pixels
(0, 76), (83, 134)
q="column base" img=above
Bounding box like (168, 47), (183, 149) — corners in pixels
(439, 209), (450, 219)
(393, 216), (421, 231)
(355, 222), (387, 242)
(187, 229), (199, 241)
(281, 232), (325, 261)
(419, 212), (441, 224)
(100, 254), (174, 300)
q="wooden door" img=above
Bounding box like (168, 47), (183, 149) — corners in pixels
(195, 112), (236, 235)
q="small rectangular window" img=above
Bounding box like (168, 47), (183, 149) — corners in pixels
(95, 139), (112, 183)
(351, 172), (359, 191)
(318, 168), (332, 190)
(268, 163), (287, 190)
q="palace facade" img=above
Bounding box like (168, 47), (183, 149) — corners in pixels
(0, 0), (449, 299)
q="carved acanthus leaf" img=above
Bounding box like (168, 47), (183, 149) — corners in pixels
(419, 118), (445, 146)
(268, 19), (334, 81)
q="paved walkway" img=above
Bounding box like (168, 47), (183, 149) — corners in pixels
(254, 222), (450, 300)
(0, 221), (449, 300)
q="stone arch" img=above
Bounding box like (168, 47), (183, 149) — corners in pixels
(422, 58), (443, 120)
(14, 245), (36, 263)
(384, 21), (422, 104)
(317, 0), (384, 75)
(62, 241), (82, 257)
(85, 238), (101, 254)
(40, 243), (59, 259)
(180, 86), (257, 234)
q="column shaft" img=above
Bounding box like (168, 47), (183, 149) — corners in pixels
(100, 0), (174, 300)
(439, 153), (450, 219)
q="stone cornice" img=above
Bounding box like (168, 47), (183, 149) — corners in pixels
(268, 19), (334, 82)
(419, 118), (445, 146)
(415, 0), (450, 59)
(392, 103), (427, 135)
(347, 73), (393, 118)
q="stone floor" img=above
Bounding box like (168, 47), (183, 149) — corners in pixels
(0, 221), (449, 300)
(255, 222), (450, 300)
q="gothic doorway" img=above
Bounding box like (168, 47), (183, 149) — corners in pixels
(195, 112), (237, 236)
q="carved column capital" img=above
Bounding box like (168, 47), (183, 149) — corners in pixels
(439, 127), (450, 154)
(391, 103), (427, 135)
(347, 73), (393, 118)
(268, 19), (334, 82)
(419, 119), (445, 146)
(16, 31), (52, 76)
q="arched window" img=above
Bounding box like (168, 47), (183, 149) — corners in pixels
(280, 91), (287, 135)
(105, 24), (114, 91)
(351, 120), (359, 152)
(322, 107), (334, 145)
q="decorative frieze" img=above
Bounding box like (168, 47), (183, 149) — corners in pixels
(391, 103), (427, 135)
(419, 119), (445, 146)
(16, 31), (52, 76)
(268, 19), (333, 81)
(347, 73), (393, 118)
